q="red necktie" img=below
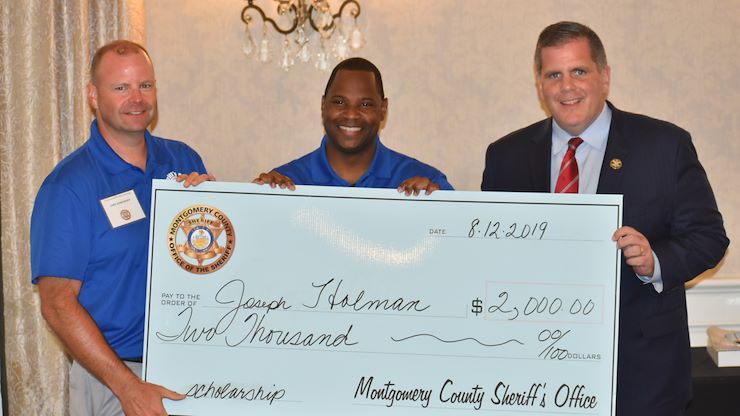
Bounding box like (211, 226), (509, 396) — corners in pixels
(555, 137), (584, 193)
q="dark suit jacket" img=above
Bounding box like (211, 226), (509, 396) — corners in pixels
(481, 102), (729, 416)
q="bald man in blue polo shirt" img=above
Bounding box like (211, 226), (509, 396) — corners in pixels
(31, 40), (212, 416)
(254, 57), (453, 193)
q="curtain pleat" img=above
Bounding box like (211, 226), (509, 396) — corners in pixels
(0, 1), (144, 414)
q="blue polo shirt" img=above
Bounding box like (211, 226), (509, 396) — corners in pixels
(31, 120), (207, 359)
(274, 135), (454, 189)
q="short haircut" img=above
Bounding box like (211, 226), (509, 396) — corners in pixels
(323, 57), (385, 98)
(90, 40), (152, 84)
(534, 21), (608, 74)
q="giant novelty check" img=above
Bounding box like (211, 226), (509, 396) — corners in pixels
(143, 180), (622, 416)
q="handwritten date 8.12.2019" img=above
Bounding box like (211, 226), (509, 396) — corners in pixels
(468, 219), (548, 240)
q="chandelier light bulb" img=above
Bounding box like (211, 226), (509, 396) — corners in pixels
(277, 0), (291, 14)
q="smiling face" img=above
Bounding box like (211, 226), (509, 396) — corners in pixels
(536, 37), (610, 136)
(321, 69), (387, 156)
(87, 49), (157, 143)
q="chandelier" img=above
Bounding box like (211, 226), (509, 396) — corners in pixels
(240, 0), (364, 71)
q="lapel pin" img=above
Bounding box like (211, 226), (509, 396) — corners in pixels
(610, 158), (623, 170)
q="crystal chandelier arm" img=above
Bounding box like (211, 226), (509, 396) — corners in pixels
(335, 0), (361, 19)
(307, 0), (361, 33)
(241, 0), (300, 35)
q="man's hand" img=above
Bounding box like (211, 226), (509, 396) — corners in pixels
(117, 378), (185, 416)
(176, 172), (215, 188)
(397, 176), (441, 196)
(253, 171), (296, 190)
(613, 226), (655, 277)
(37, 276), (183, 416)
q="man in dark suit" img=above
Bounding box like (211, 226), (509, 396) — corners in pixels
(482, 21), (728, 415)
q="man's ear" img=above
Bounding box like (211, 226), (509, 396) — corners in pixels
(534, 71), (544, 101)
(87, 82), (98, 111)
(380, 97), (388, 122)
(600, 65), (611, 98)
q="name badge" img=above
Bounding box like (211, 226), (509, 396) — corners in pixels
(100, 189), (146, 228)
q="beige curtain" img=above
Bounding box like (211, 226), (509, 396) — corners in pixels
(0, 1), (144, 414)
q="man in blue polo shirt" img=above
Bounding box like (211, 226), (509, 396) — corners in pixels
(31, 40), (212, 416)
(253, 57), (453, 193)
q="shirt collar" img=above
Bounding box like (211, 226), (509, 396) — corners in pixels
(88, 119), (157, 175)
(551, 104), (612, 156)
(367, 137), (392, 179)
(314, 135), (386, 185)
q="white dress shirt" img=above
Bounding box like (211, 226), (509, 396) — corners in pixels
(550, 104), (663, 293)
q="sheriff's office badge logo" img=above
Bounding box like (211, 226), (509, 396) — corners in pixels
(168, 205), (235, 274)
(120, 209), (132, 220)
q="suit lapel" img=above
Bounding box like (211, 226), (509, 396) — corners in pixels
(597, 103), (628, 194)
(528, 120), (552, 192)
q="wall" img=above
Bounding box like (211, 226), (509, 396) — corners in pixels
(145, 1), (739, 291)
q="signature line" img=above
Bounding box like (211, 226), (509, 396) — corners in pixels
(391, 333), (524, 347)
